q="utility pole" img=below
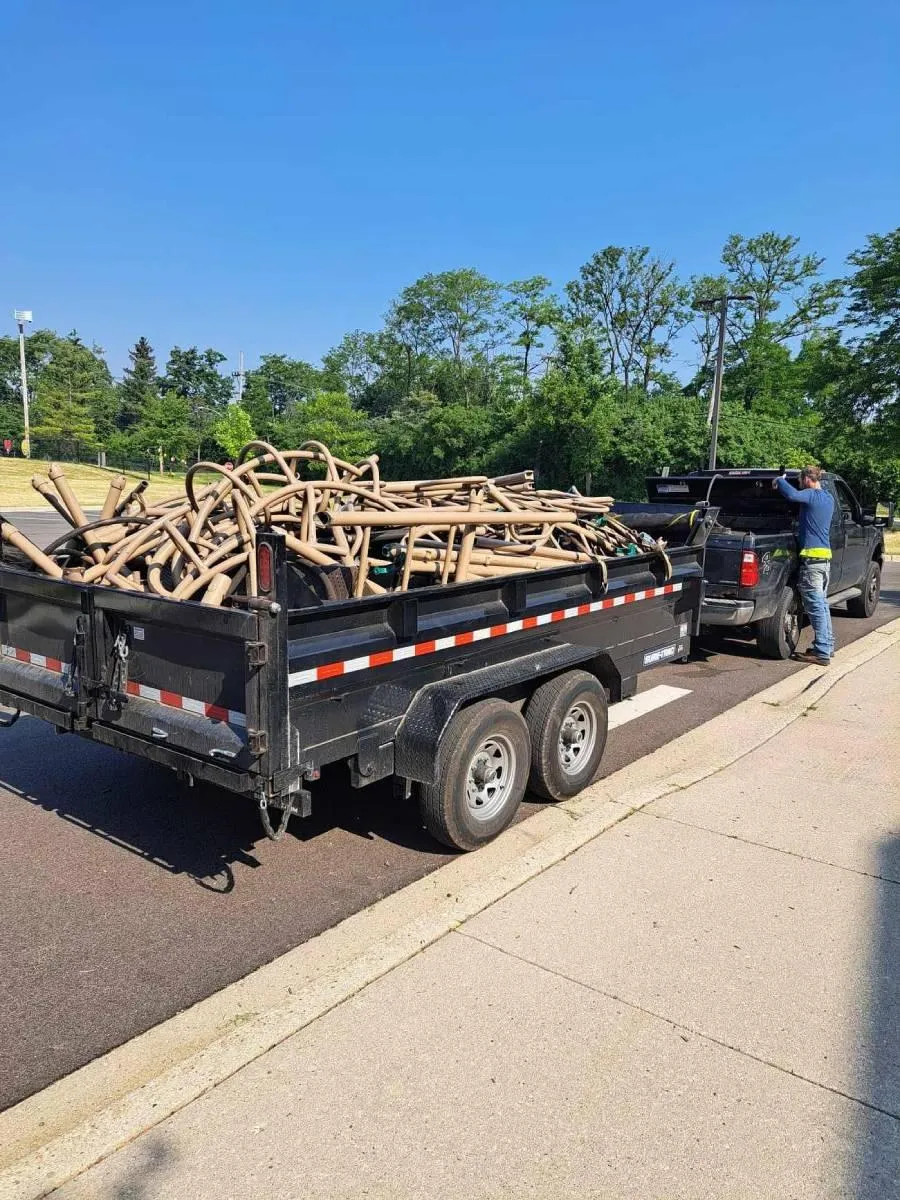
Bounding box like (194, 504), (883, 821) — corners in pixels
(232, 351), (245, 405)
(693, 295), (752, 470)
(13, 310), (32, 458)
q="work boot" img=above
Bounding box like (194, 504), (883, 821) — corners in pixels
(793, 650), (831, 666)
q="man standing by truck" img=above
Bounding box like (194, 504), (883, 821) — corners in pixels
(774, 466), (835, 666)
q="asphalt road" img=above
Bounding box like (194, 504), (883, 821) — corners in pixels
(0, 513), (897, 1112)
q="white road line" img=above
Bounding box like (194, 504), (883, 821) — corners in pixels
(608, 684), (692, 729)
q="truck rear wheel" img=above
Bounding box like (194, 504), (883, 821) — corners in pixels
(418, 699), (530, 851)
(755, 586), (801, 659)
(525, 670), (609, 801)
(847, 560), (880, 618)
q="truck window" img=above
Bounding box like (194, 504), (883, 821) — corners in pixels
(833, 480), (858, 521)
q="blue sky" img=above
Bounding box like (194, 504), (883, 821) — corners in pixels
(2, 0), (897, 378)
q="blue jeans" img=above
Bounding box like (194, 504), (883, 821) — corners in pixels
(798, 559), (834, 659)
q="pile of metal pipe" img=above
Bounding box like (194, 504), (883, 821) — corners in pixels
(0, 441), (669, 606)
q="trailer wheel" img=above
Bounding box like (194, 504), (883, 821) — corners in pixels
(847, 560), (880, 617)
(755, 586), (801, 659)
(418, 699), (530, 851)
(525, 670), (609, 801)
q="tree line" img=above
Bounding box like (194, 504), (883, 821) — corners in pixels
(1, 228), (897, 502)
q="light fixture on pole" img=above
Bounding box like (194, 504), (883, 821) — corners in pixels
(232, 351), (245, 405)
(13, 310), (33, 459)
(693, 295), (753, 470)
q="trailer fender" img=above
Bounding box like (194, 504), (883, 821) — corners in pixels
(394, 643), (614, 786)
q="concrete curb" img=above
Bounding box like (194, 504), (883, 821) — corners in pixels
(2, 615), (899, 1200)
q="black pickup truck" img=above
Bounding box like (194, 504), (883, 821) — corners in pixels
(615, 469), (886, 660)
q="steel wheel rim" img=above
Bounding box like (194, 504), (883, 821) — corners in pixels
(465, 734), (516, 822)
(868, 571), (879, 605)
(558, 701), (597, 776)
(785, 603), (800, 649)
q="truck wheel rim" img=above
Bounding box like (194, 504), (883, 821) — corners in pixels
(558, 702), (597, 776)
(868, 572), (879, 605)
(466, 735), (515, 822)
(785, 605), (799, 648)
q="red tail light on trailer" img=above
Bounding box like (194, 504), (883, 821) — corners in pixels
(739, 550), (760, 588)
(257, 543), (274, 594)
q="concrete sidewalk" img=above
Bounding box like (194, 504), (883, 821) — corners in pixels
(19, 640), (900, 1198)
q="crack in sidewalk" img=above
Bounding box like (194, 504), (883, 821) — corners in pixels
(634, 810), (900, 886)
(455, 929), (900, 1125)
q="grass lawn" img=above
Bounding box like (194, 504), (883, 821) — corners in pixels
(0, 458), (189, 509)
(884, 529), (900, 556)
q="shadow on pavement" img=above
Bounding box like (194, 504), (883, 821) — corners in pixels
(0, 718), (448, 892)
(105, 1133), (177, 1200)
(849, 833), (900, 1198)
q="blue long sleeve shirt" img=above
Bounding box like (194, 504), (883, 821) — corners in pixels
(775, 477), (835, 558)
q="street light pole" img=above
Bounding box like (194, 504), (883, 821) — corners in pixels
(707, 297), (728, 471)
(232, 351), (245, 405)
(13, 309), (32, 458)
(694, 295), (753, 470)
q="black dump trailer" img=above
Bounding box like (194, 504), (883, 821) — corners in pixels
(0, 514), (714, 851)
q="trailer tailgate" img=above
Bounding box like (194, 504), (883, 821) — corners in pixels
(0, 567), (85, 725)
(86, 588), (261, 767)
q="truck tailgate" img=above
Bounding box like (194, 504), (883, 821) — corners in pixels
(702, 534), (745, 591)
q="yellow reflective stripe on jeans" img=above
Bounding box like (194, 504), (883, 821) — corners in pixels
(799, 547), (832, 559)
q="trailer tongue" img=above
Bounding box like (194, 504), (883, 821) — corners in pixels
(1, 516), (714, 851)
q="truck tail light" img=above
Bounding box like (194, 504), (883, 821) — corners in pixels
(739, 550), (760, 588)
(257, 543), (274, 594)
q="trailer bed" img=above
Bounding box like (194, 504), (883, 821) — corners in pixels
(0, 520), (712, 848)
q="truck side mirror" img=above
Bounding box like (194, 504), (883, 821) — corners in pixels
(862, 503), (890, 528)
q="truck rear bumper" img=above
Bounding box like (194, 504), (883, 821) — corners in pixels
(701, 598), (755, 626)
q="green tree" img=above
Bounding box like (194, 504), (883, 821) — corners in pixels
(505, 371), (617, 491)
(133, 391), (194, 473)
(566, 247), (691, 395)
(117, 337), (159, 430)
(275, 391), (374, 464)
(162, 346), (233, 409)
(841, 229), (900, 435)
(719, 232), (841, 346)
(798, 229), (900, 502)
(321, 330), (383, 401)
(379, 391), (508, 479)
(503, 276), (561, 390)
(30, 388), (97, 459)
(388, 269), (504, 403)
(213, 405), (256, 459)
(29, 332), (117, 458)
(242, 355), (324, 438)
(721, 326), (809, 419)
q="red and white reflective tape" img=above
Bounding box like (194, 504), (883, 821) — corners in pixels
(124, 680), (247, 728)
(1, 643), (245, 728)
(289, 582), (683, 687)
(1, 644), (67, 674)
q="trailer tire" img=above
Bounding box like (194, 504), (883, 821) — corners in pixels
(846, 559), (880, 618)
(525, 670), (609, 800)
(418, 699), (530, 851)
(755, 586), (801, 659)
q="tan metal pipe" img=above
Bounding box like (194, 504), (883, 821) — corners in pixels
(323, 508), (572, 528)
(1, 521), (65, 578)
(100, 475), (128, 521)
